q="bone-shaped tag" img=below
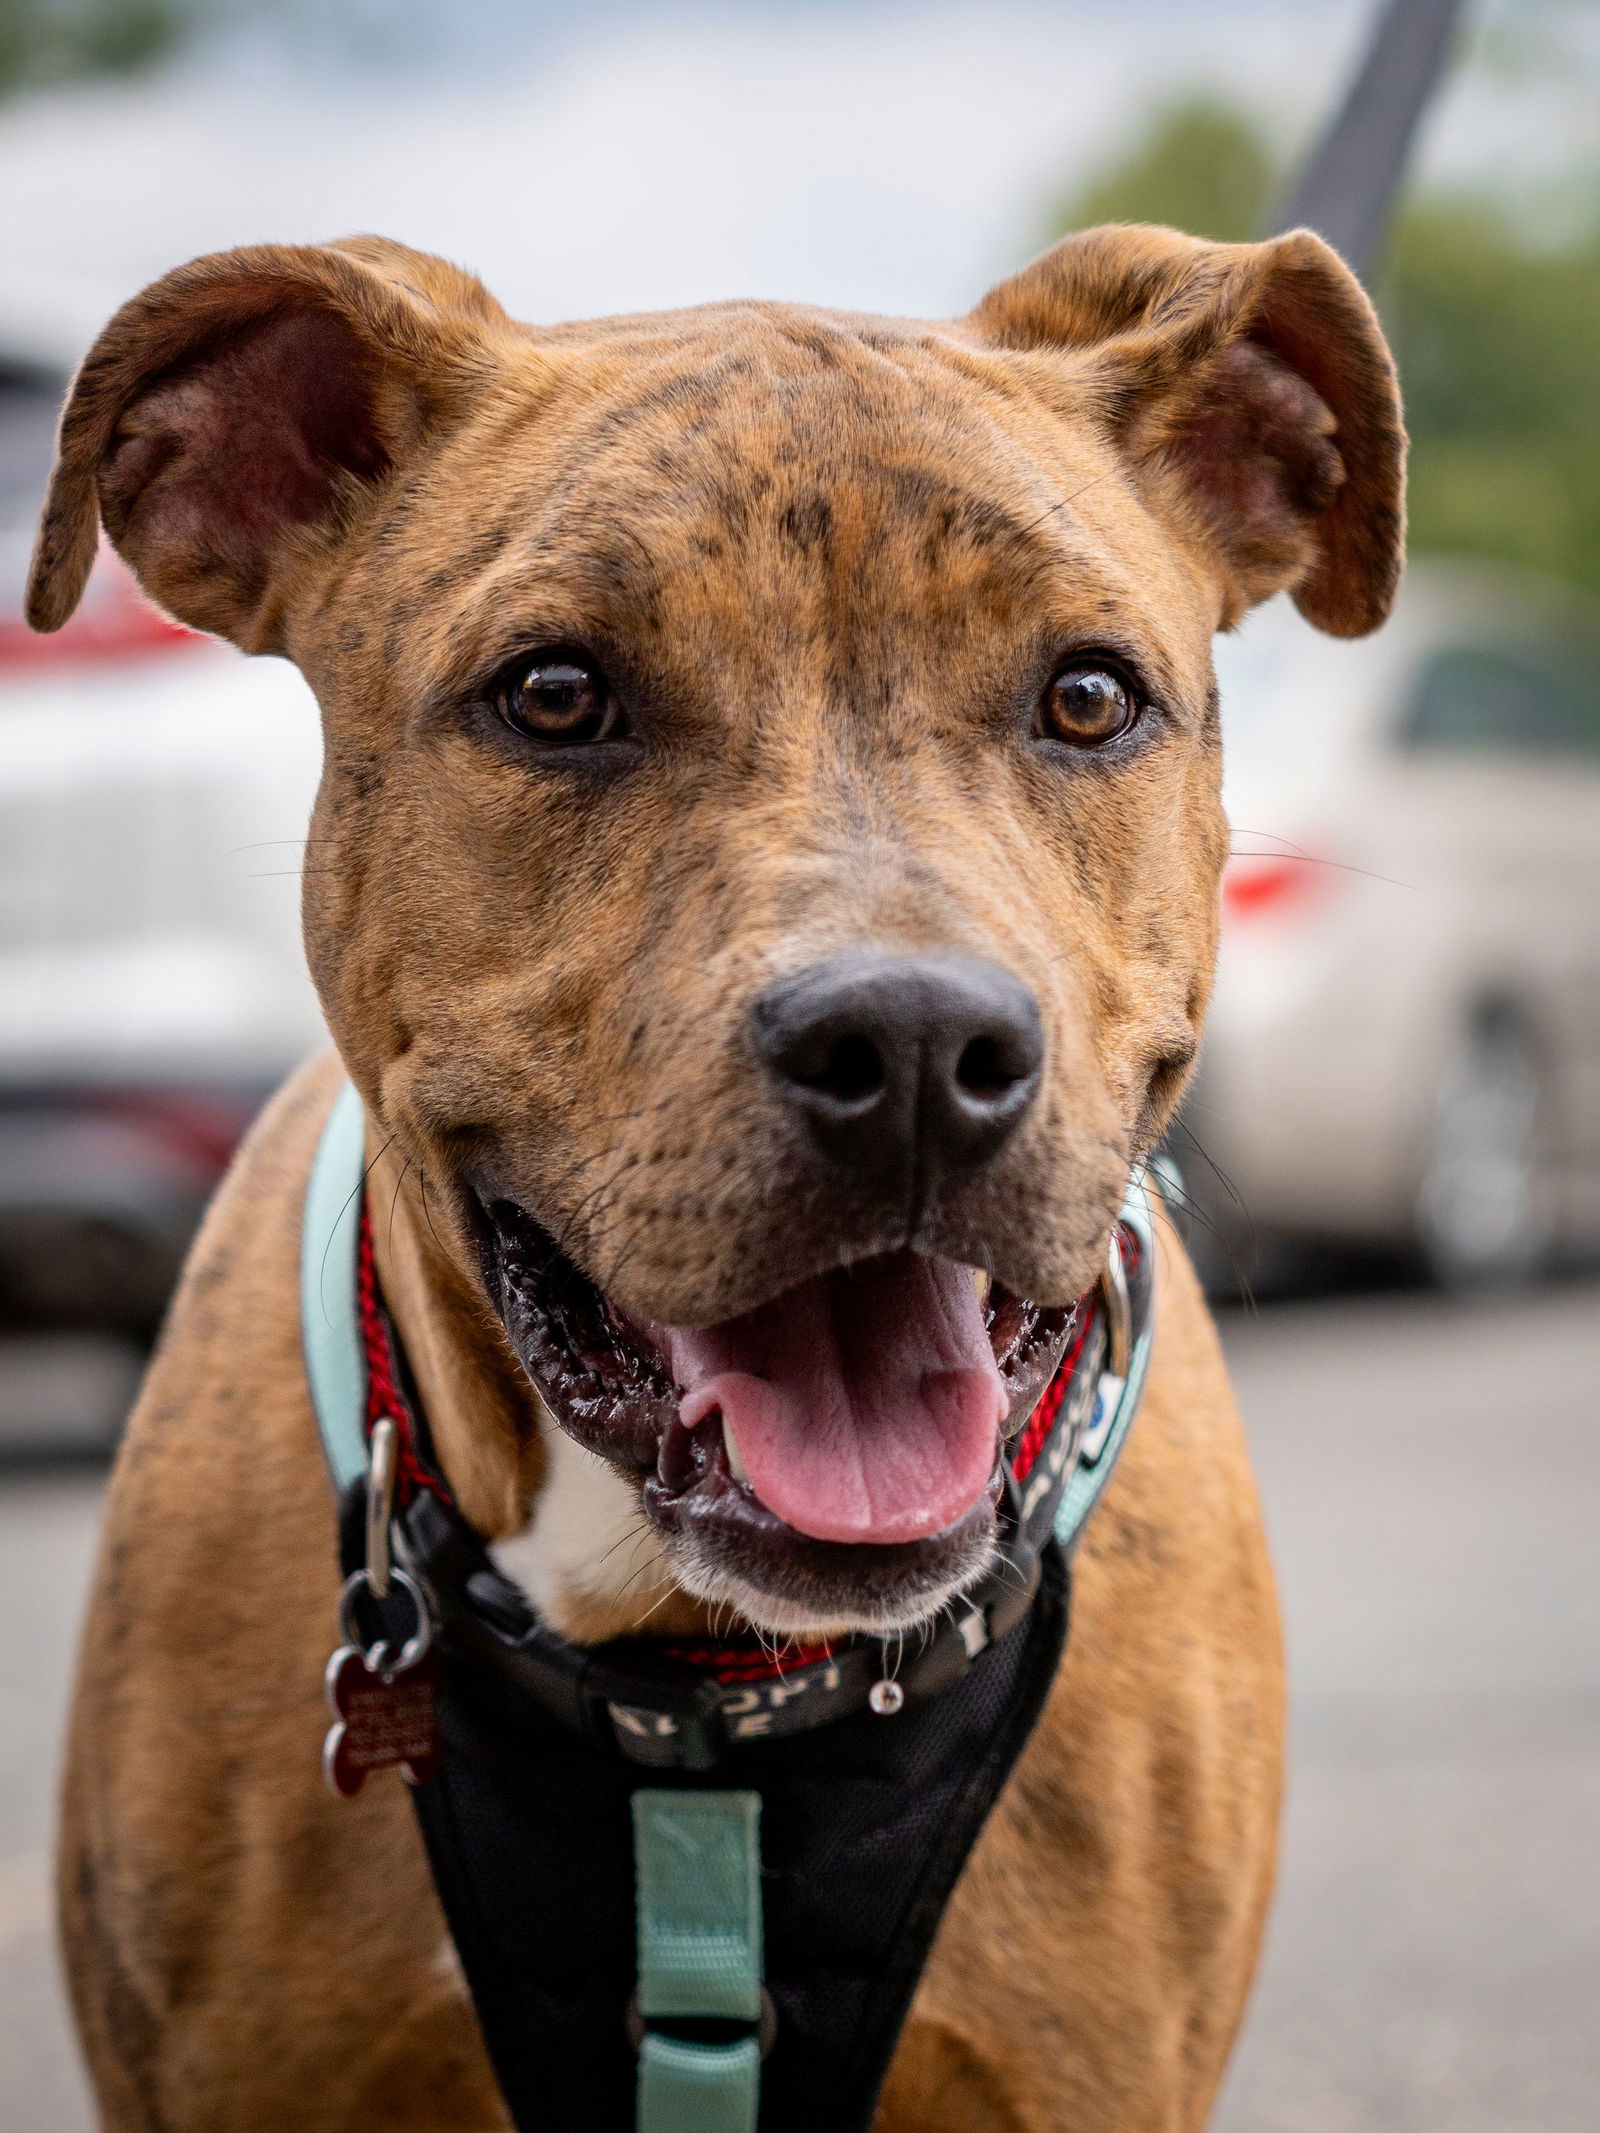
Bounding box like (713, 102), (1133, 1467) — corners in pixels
(322, 1645), (443, 1797)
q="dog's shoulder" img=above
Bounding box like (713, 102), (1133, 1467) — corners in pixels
(92, 1053), (348, 1629)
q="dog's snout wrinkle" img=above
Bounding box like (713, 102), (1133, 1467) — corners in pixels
(751, 953), (1043, 1217)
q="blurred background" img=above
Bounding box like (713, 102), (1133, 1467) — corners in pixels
(1, 2), (1597, 2128)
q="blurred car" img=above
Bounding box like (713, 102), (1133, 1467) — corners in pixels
(1189, 559), (1600, 1291)
(0, 452), (324, 1339)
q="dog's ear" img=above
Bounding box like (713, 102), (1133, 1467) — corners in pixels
(969, 223), (1405, 635)
(27, 237), (519, 651)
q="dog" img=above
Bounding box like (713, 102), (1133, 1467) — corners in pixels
(29, 221), (1402, 2130)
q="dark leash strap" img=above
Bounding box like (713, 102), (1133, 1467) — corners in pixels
(302, 1082), (1156, 2131)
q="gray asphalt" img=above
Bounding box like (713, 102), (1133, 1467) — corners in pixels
(2, 1284), (1597, 2131)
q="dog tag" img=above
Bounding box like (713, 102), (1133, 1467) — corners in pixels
(322, 1644), (443, 1797)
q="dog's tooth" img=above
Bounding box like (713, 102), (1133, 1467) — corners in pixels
(722, 1415), (751, 1485)
(971, 1267), (992, 1305)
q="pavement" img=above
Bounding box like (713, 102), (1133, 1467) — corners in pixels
(2, 1284), (1597, 2131)
(0, 1452), (101, 2133)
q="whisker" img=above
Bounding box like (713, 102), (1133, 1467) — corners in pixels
(1158, 1121), (1259, 1310)
(387, 1155), (413, 1252)
(317, 1132), (394, 1321)
(1226, 832), (1413, 891)
(626, 1585), (679, 1632)
(416, 1169), (450, 1256)
(592, 1517), (654, 1577)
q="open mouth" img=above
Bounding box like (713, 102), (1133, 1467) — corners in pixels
(475, 1198), (1076, 1627)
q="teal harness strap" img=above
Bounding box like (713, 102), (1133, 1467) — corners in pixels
(300, 1077), (371, 1494)
(632, 1791), (764, 2133)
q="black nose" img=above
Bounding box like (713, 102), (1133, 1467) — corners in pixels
(751, 953), (1044, 1213)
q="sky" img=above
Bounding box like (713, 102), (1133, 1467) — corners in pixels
(0, 0), (1593, 367)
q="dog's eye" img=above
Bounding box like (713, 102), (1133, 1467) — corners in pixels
(1040, 664), (1139, 748)
(495, 650), (621, 745)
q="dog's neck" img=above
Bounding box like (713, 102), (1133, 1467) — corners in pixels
(369, 1141), (717, 1642)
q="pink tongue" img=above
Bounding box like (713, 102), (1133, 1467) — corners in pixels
(665, 1253), (1006, 1545)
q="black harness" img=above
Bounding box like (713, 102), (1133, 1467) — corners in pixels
(304, 1085), (1154, 2132)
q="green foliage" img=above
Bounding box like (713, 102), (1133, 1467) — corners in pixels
(1385, 201), (1600, 593)
(1054, 97), (1276, 246)
(1051, 101), (1600, 601)
(0, 0), (193, 94)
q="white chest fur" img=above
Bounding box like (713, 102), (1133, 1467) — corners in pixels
(489, 1403), (676, 1631)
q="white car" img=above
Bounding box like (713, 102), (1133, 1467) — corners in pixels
(1191, 560), (1600, 1290)
(0, 530), (323, 1332)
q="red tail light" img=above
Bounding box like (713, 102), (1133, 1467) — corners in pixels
(0, 547), (199, 671)
(1222, 854), (1329, 921)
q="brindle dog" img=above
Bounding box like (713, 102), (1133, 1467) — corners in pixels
(29, 224), (1403, 2130)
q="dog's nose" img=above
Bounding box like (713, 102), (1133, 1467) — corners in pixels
(751, 953), (1043, 1210)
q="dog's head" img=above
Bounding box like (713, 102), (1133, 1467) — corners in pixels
(30, 226), (1402, 1634)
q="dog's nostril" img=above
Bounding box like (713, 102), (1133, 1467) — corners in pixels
(752, 953), (1043, 1201)
(793, 1033), (886, 1106)
(955, 1034), (1026, 1099)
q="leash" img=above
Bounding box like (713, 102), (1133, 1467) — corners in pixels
(301, 1081), (1155, 2132)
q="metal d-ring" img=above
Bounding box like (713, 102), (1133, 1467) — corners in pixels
(1098, 1228), (1132, 1381)
(625, 1986), (779, 2061)
(337, 1565), (433, 1682)
(366, 1416), (399, 1599)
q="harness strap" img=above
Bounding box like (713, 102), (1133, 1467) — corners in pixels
(300, 1078), (369, 1495)
(299, 1080), (1159, 2131)
(633, 1791), (764, 2133)
(638, 2035), (759, 2133)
